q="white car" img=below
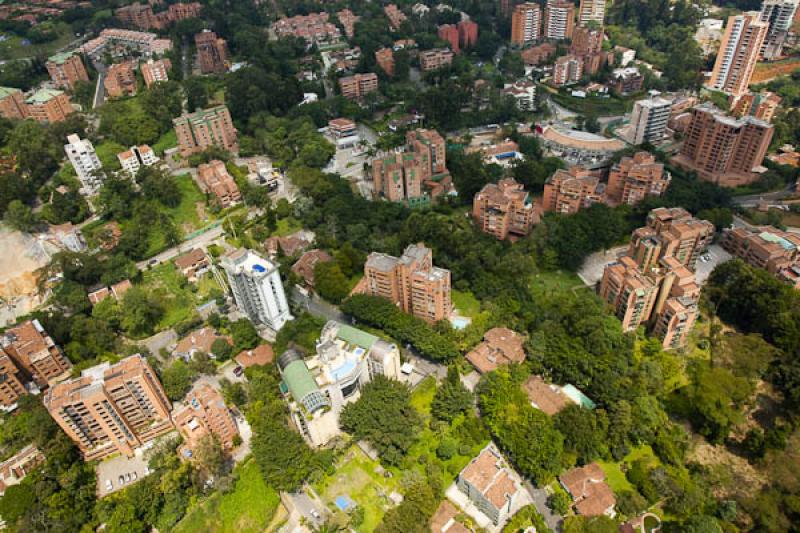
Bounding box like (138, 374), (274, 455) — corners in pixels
(105, 480), (113, 491)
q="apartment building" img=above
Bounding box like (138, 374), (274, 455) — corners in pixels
(553, 55), (584, 85)
(338, 73), (379, 100)
(375, 47), (395, 76)
(65, 134), (105, 195)
(43, 355), (173, 461)
(438, 24), (460, 53)
(542, 167), (603, 214)
(465, 328), (526, 374)
(0, 445), (44, 494)
(706, 13), (768, 99)
(0, 351), (27, 411)
(544, 0), (575, 40)
(26, 89), (72, 123)
(721, 225), (800, 282)
(337, 9), (360, 39)
(115, 2), (156, 29)
(278, 321), (401, 446)
(197, 159), (242, 208)
(419, 48), (454, 72)
(385, 4), (407, 30)
(628, 207), (714, 272)
(511, 3), (541, 46)
(673, 103), (773, 187)
(372, 151), (427, 203)
(502, 79), (537, 110)
(273, 12), (342, 45)
(362, 243), (452, 323)
(173, 105), (238, 158)
(195, 30), (229, 74)
(46, 51), (89, 90)
(174, 382), (238, 452)
(221, 248), (292, 331)
(117, 144), (158, 175)
(141, 58), (171, 87)
(618, 96), (672, 145)
(456, 443), (527, 526)
(606, 152), (671, 206)
(730, 91), (782, 122)
(0, 87), (28, 120)
(578, 0), (605, 26)
(759, 0), (798, 59)
(407, 128), (448, 176)
(473, 178), (536, 240)
(458, 20), (479, 48)
(522, 42), (557, 66)
(598, 255), (659, 331)
(80, 29), (172, 59)
(1, 321), (70, 389)
(610, 67), (644, 95)
(104, 62), (137, 97)
(652, 295), (699, 350)
(571, 26), (603, 55)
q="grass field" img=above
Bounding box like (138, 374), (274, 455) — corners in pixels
(531, 270), (585, 293)
(174, 459), (280, 533)
(452, 290), (480, 317)
(272, 217), (303, 237)
(550, 91), (634, 116)
(141, 263), (220, 331)
(313, 446), (401, 532)
(0, 22), (75, 60)
(598, 445), (660, 494)
(170, 174), (208, 231)
(153, 130), (178, 155)
(95, 141), (126, 171)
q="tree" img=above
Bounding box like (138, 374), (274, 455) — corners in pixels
(431, 367), (473, 422)
(616, 489), (648, 517)
(161, 360), (195, 401)
(553, 405), (610, 464)
(230, 319), (260, 352)
(211, 338), (233, 361)
(120, 287), (164, 337)
(548, 489), (571, 514)
(376, 480), (438, 533)
(0, 483), (35, 523)
(3, 200), (39, 232)
(194, 435), (227, 483)
(313, 261), (349, 303)
(340, 376), (422, 466)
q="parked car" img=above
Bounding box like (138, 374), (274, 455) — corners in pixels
(105, 480), (113, 491)
(233, 366), (244, 377)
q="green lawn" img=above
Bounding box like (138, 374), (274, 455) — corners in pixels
(550, 91), (634, 117)
(313, 445), (401, 533)
(598, 445), (660, 494)
(174, 459), (280, 533)
(531, 270), (584, 293)
(141, 263), (220, 331)
(0, 22), (75, 60)
(272, 217), (303, 237)
(169, 174), (207, 231)
(452, 290), (480, 318)
(153, 130), (178, 155)
(409, 376), (437, 415)
(95, 140), (126, 171)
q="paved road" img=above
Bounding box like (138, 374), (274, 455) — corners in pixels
(525, 481), (563, 532)
(93, 71), (106, 109)
(135, 224), (224, 270)
(733, 184), (796, 207)
(292, 287), (347, 323)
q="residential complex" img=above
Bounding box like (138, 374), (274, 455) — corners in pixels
(542, 167), (604, 214)
(338, 73), (379, 100)
(553, 55), (584, 86)
(606, 152), (671, 206)
(511, 3), (541, 46)
(43, 355), (173, 461)
(372, 129), (451, 206)
(25, 89), (72, 123)
(291, 249), (333, 288)
(273, 12), (342, 46)
(173, 105), (239, 158)
(277, 321), (401, 446)
(465, 327), (526, 374)
(0, 87), (28, 120)
(673, 103), (773, 187)
(560, 463), (617, 517)
(45, 51), (89, 90)
(598, 208), (712, 349)
(64, 134), (105, 195)
(337, 9), (360, 39)
(385, 3), (407, 30)
(610, 67), (644, 95)
(375, 47), (395, 76)
(80, 29), (172, 59)
(522, 42), (557, 66)
(758, 0), (799, 59)
(618, 96), (672, 145)
(361, 242), (452, 323)
(438, 24), (460, 54)
(0, 351), (28, 411)
(578, 0), (606, 26)
(419, 48), (454, 72)
(174, 382), (239, 453)
(117, 144), (158, 175)
(141, 58), (171, 87)
(731, 91), (782, 122)
(104, 62), (137, 98)
(721, 225), (800, 287)
(221, 248), (292, 331)
(458, 20), (479, 48)
(544, 0), (575, 40)
(114, 2), (201, 30)
(502, 80), (537, 110)
(0, 445), (45, 494)
(473, 178), (536, 240)
(456, 443), (527, 526)
(197, 159), (242, 208)
(195, 30), (229, 74)
(705, 13), (768, 99)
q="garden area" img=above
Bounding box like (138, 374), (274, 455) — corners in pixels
(173, 459), (280, 533)
(0, 21), (74, 60)
(140, 262), (223, 333)
(549, 91), (635, 117)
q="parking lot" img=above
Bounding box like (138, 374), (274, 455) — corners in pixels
(95, 444), (158, 497)
(577, 245), (628, 286)
(694, 244), (732, 285)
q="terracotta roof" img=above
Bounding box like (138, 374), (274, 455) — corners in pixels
(111, 280), (132, 299)
(175, 327), (231, 356)
(460, 444), (521, 509)
(174, 248), (208, 270)
(291, 249), (333, 286)
(522, 375), (571, 416)
(430, 500), (471, 532)
(465, 328), (525, 374)
(88, 287), (111, 305)
(235, 344), (274, 368)
(560, 463), (616, 517)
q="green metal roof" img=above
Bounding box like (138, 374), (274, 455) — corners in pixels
(48, 51), (74, 64)
(282, 359), (320, 404)
(335, 324), (378, 349)
(0, 86), (21, 99)
(26, 88), (63, 104)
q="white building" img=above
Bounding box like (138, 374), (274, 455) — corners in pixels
(64, 134), (104, 195)
(759, 0), (799, 59)
(502, 80), (536, 111)
(117, 145), (159, 176)
(221, 249), (292, 331)
(619, 96), (672, 145)
(578, 0), (605, 26)
(277, 321), (401, 446)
